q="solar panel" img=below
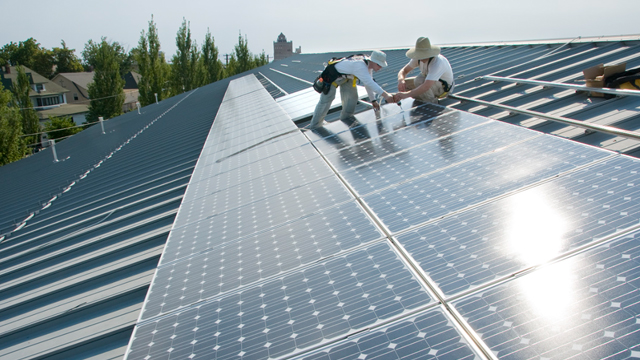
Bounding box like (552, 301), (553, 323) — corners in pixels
(299, 307), (483, 360)
(362, 134), (613, 233)
(129, 242), (433, 360)
(143, 200), (385, 319)
(276, 86), (368, 122)
(126, 75), (640, 360)
(452, 229), (640, 359)
(396, 155), (640, 297)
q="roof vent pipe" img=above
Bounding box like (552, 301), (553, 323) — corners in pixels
(99, 116), (105, 134)
(50, 139), (59, 162)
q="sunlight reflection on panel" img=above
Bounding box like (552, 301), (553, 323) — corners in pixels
(518, 261), (576, 321)
(504, 188), (567, 264)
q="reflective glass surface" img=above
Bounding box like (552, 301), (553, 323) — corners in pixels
(300, 308), (482, 360)
(396, 155), (640, 296)
(453, 229), (640, 359)
(129, 243), (433, 360)
(363, 135), (611, 233)
(144, 201), (384, 319)
(128, 74), (640, 360)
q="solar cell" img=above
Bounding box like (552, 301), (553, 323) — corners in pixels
(129, 74), (640, 360)
(363, 135), (613, 233)
(299, 307), (482, 360)
(144, 201), (384, 319)
(396, 155), (640, 296)
(128, 242), (433, 360)
(183, 157), (333, 204)
(305, 102), (457, 155)
(452, 229), (640, 359)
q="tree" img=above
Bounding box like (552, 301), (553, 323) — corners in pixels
(83, 39), (132, 79)
(84, 38), (125, 123)
(201, 29), (223, 85)
(12, 66), (40, 148)
(254, 50), (269, 67)
(136, 15), (168, 106)
(0, 83), (25, 165)
(0, 38), (54, 78)
(171, 18), (197, 94)
(52, 40), (83, 75)
(43, 115), (81, 141)
(227, 32), (260, 76)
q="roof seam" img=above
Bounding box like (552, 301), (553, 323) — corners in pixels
(0, 90), (198, 245)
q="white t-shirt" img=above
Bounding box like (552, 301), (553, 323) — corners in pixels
(407, 54), (454, 86)
(334, 57), (385, 101)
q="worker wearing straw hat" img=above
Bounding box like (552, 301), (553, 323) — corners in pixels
(394, 37), (454, 104)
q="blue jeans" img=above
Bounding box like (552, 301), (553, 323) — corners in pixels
(308, 78), (358, 128)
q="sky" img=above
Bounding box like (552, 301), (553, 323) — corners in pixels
(2, 0), (639, 63)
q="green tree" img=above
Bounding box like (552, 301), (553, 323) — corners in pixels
(83, 39), (132, 79)
(11, 66), (40, 147)
(201, 29), (223, 85)
(0, 83), (25, 165)
(227, 32), (259, 76)
(52, 40), (83, 75)
(254, 50), (269, 67)
(171, 18), (197, 94)
(1, 38), (54, 78)
(84, 38), (125, 123)
(43, 115), (81, 141)
(136, 15), (168, 106)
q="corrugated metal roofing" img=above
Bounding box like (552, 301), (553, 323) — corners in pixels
(0, 78), (233, 359)
(1, 35), (639, 359)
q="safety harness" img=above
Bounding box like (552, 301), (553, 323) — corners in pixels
(418, 58), (453, 98)
(313, 54), (368, 94)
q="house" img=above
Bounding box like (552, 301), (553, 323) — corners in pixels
(51, 70), (142, 115)
(1, 35), (640, 359)
(0, 64), (89, 125)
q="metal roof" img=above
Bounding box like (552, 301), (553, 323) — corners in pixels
(1, 35), (639, 360)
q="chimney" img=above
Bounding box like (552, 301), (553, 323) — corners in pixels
(3, 64), (9, 74)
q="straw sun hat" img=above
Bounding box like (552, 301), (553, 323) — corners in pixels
(406, 37), (440, 59)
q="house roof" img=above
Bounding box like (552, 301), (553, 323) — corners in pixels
(36, 104), (90, 120)
(1, 65), (69, 96)
(1, 35), (639, 360)
(53, 72), (94, 91)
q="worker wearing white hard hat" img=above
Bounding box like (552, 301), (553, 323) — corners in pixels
(308, 50), (395, 129)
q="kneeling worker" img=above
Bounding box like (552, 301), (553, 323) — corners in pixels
(395, 37), (454, 104)
(308, 50), (395, 129)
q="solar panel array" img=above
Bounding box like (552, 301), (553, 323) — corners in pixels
(126, 75), (640, 359)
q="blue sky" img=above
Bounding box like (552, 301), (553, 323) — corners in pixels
(2, 0), (639, 61)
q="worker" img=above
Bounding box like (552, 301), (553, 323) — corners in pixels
(307, 50), (395, 129)
(394, 37), (454, 104)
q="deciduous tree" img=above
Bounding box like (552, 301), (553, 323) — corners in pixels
(0, 83), (25, 165)
(136, 15), (168, 106)
(171, 18), (197, 94)
(0, 38), (54, 78)
(201, 29), (223, 85)
(11, 66), (40, 147)
(84, 38), (125, 123)
(43, 115), (81, 141)
(52, 40), (83, 75)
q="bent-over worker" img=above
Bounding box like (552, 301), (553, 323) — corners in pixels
(308, 50), (394, 129)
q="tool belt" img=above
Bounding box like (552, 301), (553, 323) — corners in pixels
(438, 79), (453, 98)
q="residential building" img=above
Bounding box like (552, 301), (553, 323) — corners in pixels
(51, 71), (142, 115)
(0, 64), (90, 126)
